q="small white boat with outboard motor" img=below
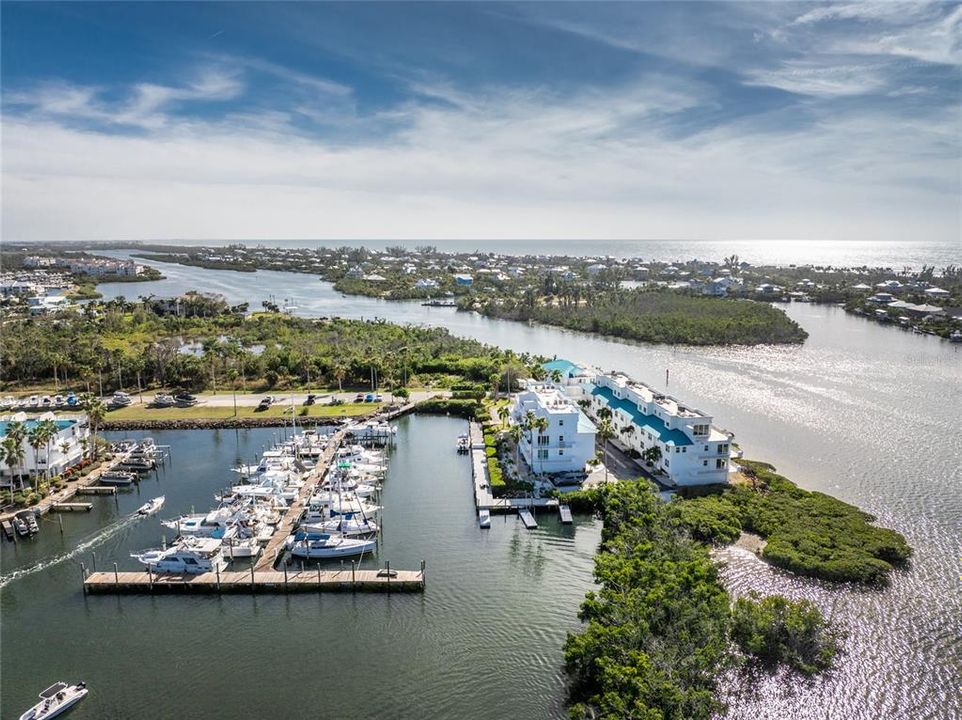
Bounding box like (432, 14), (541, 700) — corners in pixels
(18, 681), (88, 720)
(136, 496), (165, 516)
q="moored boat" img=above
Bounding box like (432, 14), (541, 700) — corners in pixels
(131, 537), (228, 574)
(285, 531), (377, 559)
(478, 509), (491, 528)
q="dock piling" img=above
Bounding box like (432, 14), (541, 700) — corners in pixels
(91, 551), (97, 572)
(80, 562), (87, 594)
(113, 562), (119, 587)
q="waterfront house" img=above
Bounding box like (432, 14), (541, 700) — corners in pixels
(0, 413), (89, 487)
(924, 287), (950, 299)
(556, 365), (733, 486)
(414, 278), (439, 290)
(511, 385), (596, 475)
(454, 274), (474, 286)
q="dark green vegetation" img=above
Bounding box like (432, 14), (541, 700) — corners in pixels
(565, 482), (840, 720)
(471, 289), (808, 345)
(731, 593), (842, 675)
(0, 298), (536, 395)
(673, 461), (911, 584)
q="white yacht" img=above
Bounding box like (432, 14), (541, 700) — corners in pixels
(286, 531), (377, 559)
(131, 537), (228, 574)
(18, 681), (88, 720)
(479, 509), (491, 529)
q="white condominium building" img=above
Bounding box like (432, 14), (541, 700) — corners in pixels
(511, 384), (597, 475)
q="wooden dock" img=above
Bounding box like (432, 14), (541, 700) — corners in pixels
(75, 486), (117, 495)
(51, 502), (92, 512)
(519, 509), (538, 529)
(83, 566), (425, 594)
(253, 427), (348, 572)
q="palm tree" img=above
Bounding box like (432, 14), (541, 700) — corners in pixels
(507, 423), (523, 474)
(333, 361), (348, 393)
(549, 369), (563, 385)
(80, 393), (107, 461)
(1, 427), (27, 490)
(38, 419), (59, 482)
(597, 418), (614, 482)
(226, 368), (239, 417)
(26, 425), (46, 491)
(58, 440), (72, 474)
(533, 416), (549, 475)
(497, 405), (509, 428)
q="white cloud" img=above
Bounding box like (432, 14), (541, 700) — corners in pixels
(2, 74), (957, 243)
(5, 68), (243, 129)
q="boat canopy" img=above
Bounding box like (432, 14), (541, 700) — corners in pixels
(39, 682), (69, 698)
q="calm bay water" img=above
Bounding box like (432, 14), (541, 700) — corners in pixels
(7, 252), (962, 718)
(100, 238), (960, 269)
(1, 417), (600, 719)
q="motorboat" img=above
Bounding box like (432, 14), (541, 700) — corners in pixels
(152, 393), (176, 408)
(110, 391), (132, 408)
(131, 537), (228, 574)
(479, 509), (491, 529)
(53, 395), (66, 408)
(221, 536), (263, 560)
(12, 515), (30, 537)
(286, 531), (377, 559)
(136, 496), (165, 516)
(456, 434), (470, 454)
(174, 392), (198, 407)
(24, 513), (39, 535)
(100, 471), (136, 486)
(18, 681), (88, 720)
(116, 456), (154, 472)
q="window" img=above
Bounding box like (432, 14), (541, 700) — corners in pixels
(716, 458), (726, 469)
(665, 459), (670, 467)
(558, 449), (564, 456)
(559, 419), (564, 426)
(717, 444), (729, 454)
(675, 447), (680, 454)
(538, 449), (549, 459)
(682, 447), (687, 453)
(184, 558), (198, 565)
(703, 460), (708, 466)
(704, 445), (709, 452)
(537, 434), (549, 446)
(558, 435), (564, 444)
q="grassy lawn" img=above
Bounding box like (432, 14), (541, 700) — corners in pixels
(84, 402), (381, 421)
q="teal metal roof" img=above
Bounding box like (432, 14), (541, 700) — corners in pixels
(589, 384), (692, 446)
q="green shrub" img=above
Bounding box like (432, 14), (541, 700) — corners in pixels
(731, 593), (841, 674)
(673, 460), (911, 584)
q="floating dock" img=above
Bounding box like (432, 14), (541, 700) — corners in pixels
(51, 503), (92, 512)
(75, 486), (117, 495)
(518, 509), (538, 529)
(559, 505), (573, 524)
(83, 566), (425, 594)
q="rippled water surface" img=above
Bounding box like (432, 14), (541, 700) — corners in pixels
(1, 417), (601, 719)
(14, 255), (962, 718)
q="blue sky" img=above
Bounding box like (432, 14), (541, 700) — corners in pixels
(2, 1), (959, 242)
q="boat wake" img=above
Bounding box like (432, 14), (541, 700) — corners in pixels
(0, 513), (140, 589)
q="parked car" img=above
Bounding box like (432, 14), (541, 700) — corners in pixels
(354, 393), (365, 402)
(364, 393), (375, 402)
(374, 393), (384, 403)
(257, 396), (274, 411)
(304, 394), (317, 406)
(174, 392), (198, 407)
